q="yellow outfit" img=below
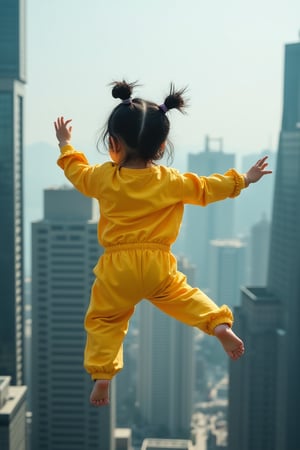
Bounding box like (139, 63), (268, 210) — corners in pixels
(57, 144), (246, 380)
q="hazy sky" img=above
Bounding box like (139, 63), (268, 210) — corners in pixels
(25, 0), (300, 158)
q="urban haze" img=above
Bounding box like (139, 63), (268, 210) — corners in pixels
(1, 1), (300, 450)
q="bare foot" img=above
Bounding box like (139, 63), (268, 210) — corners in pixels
(90, 380), (110, 407)
(214, 324), (245, 360)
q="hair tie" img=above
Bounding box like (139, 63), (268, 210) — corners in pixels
(159, 103), (168, 114)
(122, 98), (132, 105)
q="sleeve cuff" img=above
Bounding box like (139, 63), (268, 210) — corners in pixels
(225, 168), (246, 198)
(205, 305), (234, 335)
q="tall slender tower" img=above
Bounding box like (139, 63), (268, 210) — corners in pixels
(228, 40), (300, 450)
(31, 187), (116, 450)
(267, 40), (300, 449)
(0, 0), (26, 385)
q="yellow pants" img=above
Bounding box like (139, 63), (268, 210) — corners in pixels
(84, 243), (233, 380)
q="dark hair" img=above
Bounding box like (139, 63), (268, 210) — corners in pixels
(100, 80), (187, 164)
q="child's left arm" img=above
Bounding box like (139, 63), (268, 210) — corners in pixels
(54, 117), (101, 198)
(54, 116), (72, 146)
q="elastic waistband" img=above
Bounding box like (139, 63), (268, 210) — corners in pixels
(104, 242), (170, 253)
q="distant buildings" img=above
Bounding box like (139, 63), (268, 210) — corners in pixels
(0, 376), (27, 450)
(31, 187), (115, 450)
(234, 150), (276, 237)
(136, 256), (195, 438)
(228, 39), (300, 450)
(209, 239), (246, 309)
(185, 136), (236, 287)
(0, 0), (26, 385)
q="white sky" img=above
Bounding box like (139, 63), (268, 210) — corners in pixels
(25, 0), (300, 157)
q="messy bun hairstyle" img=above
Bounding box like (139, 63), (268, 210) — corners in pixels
(102, 80), (187, 164)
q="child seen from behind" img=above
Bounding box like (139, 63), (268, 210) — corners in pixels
(54, 81), (272, 406)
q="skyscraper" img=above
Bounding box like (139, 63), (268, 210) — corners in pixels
(227, 287), (281, 450)
(136, 256), (195, 438)
(0, 0), (26, 385)
(267, 40), (300, 449)
(228, 39), (300, 450)
(185, 136), (235, 287)
(31, 187), (116, 450)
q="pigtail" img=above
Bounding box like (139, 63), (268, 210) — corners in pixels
(110, 80), (138, 101)
(163, 83), (187, 113)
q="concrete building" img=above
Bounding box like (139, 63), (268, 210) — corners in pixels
(228, 287), (281, 450)
(0, 0), (26, 386)
(209, 239), (246, 308)
(185, 136), (236, 287)
(141, 438), (194, 449)
(115, 428), (133, 450)
(0, 376), (27, 450)
(31, 187), (116, 450)
(234, 150), (276, 237)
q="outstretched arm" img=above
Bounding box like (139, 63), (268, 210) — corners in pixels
(54, 116), (73, 147)
(54, 116), (97, 197)
(243, 156), (272, 187)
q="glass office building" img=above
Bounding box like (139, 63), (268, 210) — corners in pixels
(228, 40), (300, 450)
(0, 0), (26, 385)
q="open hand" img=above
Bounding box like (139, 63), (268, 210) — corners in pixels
(54, 117), (72, 145)
(245, 156), (272, 186)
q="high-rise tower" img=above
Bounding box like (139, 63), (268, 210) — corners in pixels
(267, 40), (300, 449)
(228, 40), (300, 450)
(0, 0), (26, 385)
(31, 187), (116, 450)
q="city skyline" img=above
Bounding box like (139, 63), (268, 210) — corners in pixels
(25, 0), (300, 156)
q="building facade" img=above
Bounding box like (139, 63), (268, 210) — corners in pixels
(228, 40), (300, 450)
(228, 288), (281, 450)
(0, 0), (26, 385)
(267, 40), (300, 449)
(31, 187), (115, 450)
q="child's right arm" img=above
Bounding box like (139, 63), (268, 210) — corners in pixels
(243, 156), (272, 187)
(181, 156), (272, 207)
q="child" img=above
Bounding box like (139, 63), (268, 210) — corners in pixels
(54, 81), (272, 407)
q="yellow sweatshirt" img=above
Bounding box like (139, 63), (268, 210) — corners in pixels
(57, 145), (246, 249)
